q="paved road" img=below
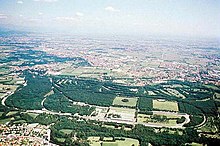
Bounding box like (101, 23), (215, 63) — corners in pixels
(2, 78), (194, 129)
(1, 92), (14, 106)
(26, 108), (191, 129)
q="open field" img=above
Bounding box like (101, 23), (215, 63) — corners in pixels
(55, 137), (66, 143)
(0, 74), (24, 87)
(0, 117), (12, 124)
(102, 124), (132, 131)
(0, 93), (5, 98)
(0, 84), (18, 93)
(27, 113), (39, 119)
(60, 129), (72, 135)
(60, 66), (131, 81)
(88, 137), (139, 146)
(61, 66), (111, 78)
(112, 96), (138, 107)
(153, 99), (179, 111)
(0, 76), (13, 83)
(13, 119), (26, 124)
(190, 142), (203, 146)
(6, 111), (18, 116)
(137, 114), (151, 123)
(0, 112), (4, 116)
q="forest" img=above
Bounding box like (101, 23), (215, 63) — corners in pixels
(0, 48), (91, 67)
(4, 72), (219, 118)
(47, 114), (218, 146)
(44, 88), (95, 116)
(5, 71), (51, 110)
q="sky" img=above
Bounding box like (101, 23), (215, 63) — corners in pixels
(0, 0), (220, 38)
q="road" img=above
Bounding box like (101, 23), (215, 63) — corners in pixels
(1, 77), (195, 129)
(26, 108), (191, 129)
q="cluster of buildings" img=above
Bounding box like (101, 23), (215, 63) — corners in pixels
(1, 34), (219, 87)
(32, 36), (220, 86)
(0, 123), (56, 146)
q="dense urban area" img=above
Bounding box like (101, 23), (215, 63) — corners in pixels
(0, 32), (220, 146)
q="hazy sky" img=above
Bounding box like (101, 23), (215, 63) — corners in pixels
(0, 0), (220, 38)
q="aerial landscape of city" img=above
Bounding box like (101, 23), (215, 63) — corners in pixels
(0, 0), (220, 146)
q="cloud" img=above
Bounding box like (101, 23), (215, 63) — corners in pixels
(54, 17), (77, 22)
(33, 0), (58, 2)
(105, 6), (120, 12)
(133, 22), (144, 26)
(28, 18), (41, 22)
(38, 12), (43, 15)
(0, 14), (8, 19)
(76, 12), (84, 17)
(54, 13), (84, 23)
(17, 1), (23, 4)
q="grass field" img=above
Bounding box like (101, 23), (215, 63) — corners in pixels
(0, 117), (12, 124)
(13, 120), (26, 124)
(6, 111), (18, 116)
(0, 93), (5, 98)
(112, 96), (138, 107)
(88, 137), (139, 146)
(153, 99), (179, 111)
(137, 114), (151, 123)
(55, 137), (66, 143)
(60, 129), (72, 135)
(28, 113), (39, 119)
(61, 66), (111, 78)
(0, 112), (4, 116)
(60, 66), (130, 82)
(191, 142), (203, 146)
(102, 124), (132, 131)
